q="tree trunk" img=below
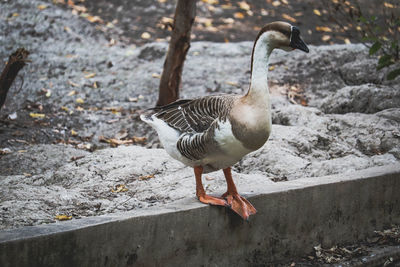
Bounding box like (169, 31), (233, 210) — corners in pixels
(156, 0), (197, 106)
(0, 48), (30, 110)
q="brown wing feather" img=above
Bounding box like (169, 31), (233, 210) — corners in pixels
(153, 95), (235, 133)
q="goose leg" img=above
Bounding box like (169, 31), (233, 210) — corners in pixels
(221, 167), (257, 220)
(194, 166), (227, 206)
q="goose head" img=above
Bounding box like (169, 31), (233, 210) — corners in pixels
(255, 21), (309, 53)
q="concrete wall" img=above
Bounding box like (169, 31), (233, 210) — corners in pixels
(1, 164), (400, 267)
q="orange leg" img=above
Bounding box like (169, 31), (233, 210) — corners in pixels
(222, 167), (257, 220)
(194, 166), (227, 206)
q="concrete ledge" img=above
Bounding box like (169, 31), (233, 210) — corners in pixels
(1, 164), (400, 266)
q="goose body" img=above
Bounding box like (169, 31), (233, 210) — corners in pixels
(141, 21), (309, 219)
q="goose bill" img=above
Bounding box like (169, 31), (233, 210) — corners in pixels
(290, 35), (309, 53)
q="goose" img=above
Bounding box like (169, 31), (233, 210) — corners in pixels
(141, 21), (309, 220)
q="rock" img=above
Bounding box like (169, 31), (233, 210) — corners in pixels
(319, 84), (400, 114)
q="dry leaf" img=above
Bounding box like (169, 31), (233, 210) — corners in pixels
(111, 184), (128, 193)
(202, 0), (218, 4)
(71, 129), (78, 136)
(68, 80), (79, 87)
(272, 1), (281, 7)
(86, 15), (102, 23)
(37, 4), (48, 10)
(313, 9), (321, 16)
(225, 81), (240, 87)
(55, 214), (72, 221)
(384, 2), (394, 8)
(344, 38), (351, 44)
(84, 72), (96, 79)
(141, 32), (151, 39)
(322, 35), (331, 41)
(238, 1), (250, 11)
(281, 0), (289, 4)
(234, 12), (245, 19)
(18, 150), (28, 153)
(76, 98), (85, 104)
(139, 174), (155, 181)
(152, 73), (161, 78)
(12, 13), (19, 17)
(316, 26), (332, 32)
(132, 136), (147, 144)
(29, 113), (45, 119)
(282, 14), (297, 23)
(269, 65), (275, 71)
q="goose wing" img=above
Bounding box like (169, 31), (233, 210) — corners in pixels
(151, 95), (235, 160)
(152, 95), (234, 134)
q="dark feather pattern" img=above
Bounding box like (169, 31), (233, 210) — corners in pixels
(153, 95), (235, 133)
(151, 95), (236, 160)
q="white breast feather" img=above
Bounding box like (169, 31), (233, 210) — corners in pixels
(214, 120), (252, 160)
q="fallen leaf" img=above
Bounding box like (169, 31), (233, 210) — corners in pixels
(86, 15), (102, 23)
(322, 35), (331, 41)
(313, 9), (321, 16)
(84, 72), (96, 79)
(68, 80), (79, 87)
(316, 26), (332, 32)
(37, 4), (48, 10)
(111, 184), (128, 193)
(202, 0), (218, 4)
(152, 73), (161, 78)
(141, 32), (151, 39)
(138, 174), (155, 181)
(29, 113), (45, 119)
(234, 12), (245, 19)
(45, 90), (52, 98)
(71, 129), (78, 136)
(23, 173), (32, 177)
(225, 81), (239, 87)
(282, 14), (296, 23)
(18, 150), (27, 153)
(132, 136), (147, 144)
(238, 1), (250, 11)
(384, 2), (394, 8)
(344, 38), (351, 44)
(76, 98), (85, 104)
(55, 214), (72, 221)
(269, 65), (275, 71)
(12, 13), (19, 17)
(128, 97), (138, 102)
(272, 1), (281, 7)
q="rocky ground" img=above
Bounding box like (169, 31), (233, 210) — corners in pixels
(0, 0), (399, 235)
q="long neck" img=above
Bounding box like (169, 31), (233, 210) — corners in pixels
(245, 34), (273, 102)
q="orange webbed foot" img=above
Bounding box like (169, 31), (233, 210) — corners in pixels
(198, 194), (228, 207)
(222, 192), (257, 220)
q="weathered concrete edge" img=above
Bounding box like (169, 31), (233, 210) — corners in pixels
(1, 164), (399, 266)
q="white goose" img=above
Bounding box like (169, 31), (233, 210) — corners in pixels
(141, 21), (309, 220)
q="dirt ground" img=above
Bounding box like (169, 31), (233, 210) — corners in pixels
(0, 0), (399, 264)
(0, 0), (396, 162)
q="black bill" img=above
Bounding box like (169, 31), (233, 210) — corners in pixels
(290, 26), (309, 53)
